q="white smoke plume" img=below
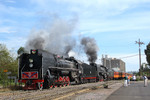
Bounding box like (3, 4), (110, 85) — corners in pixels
(25, 16), (78, 56)
(25, 15), (99, 63)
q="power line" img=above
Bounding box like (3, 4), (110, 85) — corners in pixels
(116, 54), (145, 59)
(119, 54), (139, 59)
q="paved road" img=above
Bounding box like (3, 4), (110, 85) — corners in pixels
(106, 81), (150, 100)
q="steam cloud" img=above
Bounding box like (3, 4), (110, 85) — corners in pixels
(25, 16), (77, 56)
(81, 37), (99, 63)
(25, 16), (99, 63)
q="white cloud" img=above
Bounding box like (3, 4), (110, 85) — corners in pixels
(0, 27), (16, 33)
(0, 2), (35, 17)
(28, 0), (150, 20)
(0, 36), (27, 51)
(29, 0), (150, 33)
(51, 0), (150, 16)
(80, 10), (150, 32)
(5, 0), (16, 3)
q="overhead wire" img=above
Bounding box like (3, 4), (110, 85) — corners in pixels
(119, 54), (145, 59)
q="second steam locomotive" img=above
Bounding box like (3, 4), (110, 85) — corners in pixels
(18, 49), (108, 90)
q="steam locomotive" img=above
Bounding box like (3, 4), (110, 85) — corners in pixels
(18, 49), (108, 90)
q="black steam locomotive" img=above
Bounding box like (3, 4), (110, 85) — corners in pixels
(18, 49), (108, 90)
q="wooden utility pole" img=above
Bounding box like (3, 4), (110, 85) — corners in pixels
(135, 39), (144, 76)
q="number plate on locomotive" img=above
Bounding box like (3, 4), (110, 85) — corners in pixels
(22, 71), (38, 79)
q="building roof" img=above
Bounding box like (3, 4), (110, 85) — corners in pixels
(112, 67), (121, 72)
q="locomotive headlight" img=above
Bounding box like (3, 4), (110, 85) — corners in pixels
(29, 64), (33, 68)
(29, 59), (33, 63)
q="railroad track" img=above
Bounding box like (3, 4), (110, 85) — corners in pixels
(52, 81), (121, 100)
(0, 80), (123, 100)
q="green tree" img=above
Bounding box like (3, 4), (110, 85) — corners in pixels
(141, 63), (150, 76)
(145, 43), (150, 65)
(0, 44), (18, 80)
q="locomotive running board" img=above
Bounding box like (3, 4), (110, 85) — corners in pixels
(48, 67), (79, 72)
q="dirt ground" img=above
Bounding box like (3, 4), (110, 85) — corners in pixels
(0, 80), (123, 100)
(67, 82), (123, 100)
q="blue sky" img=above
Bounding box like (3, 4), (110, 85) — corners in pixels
(1, 0), (150, 71)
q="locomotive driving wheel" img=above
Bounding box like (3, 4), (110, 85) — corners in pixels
(66, 76), (70, 86)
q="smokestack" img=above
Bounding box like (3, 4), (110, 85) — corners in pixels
(81, 37), (99, 63)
